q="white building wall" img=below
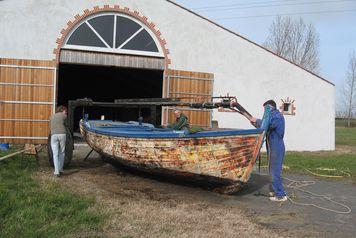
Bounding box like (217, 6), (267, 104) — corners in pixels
(0, 0), (335, 151)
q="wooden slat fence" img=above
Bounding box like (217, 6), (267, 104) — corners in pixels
(163, 69), (214, 128)
(0, 58), (57, 144)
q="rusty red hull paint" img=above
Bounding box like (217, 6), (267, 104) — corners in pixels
(80, 124), (265, 193)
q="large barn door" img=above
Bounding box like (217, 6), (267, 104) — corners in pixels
(163, 69), (214, 128)
(0, 58), (57, 144)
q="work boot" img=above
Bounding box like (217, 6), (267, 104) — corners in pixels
(269, 196), (287, 202)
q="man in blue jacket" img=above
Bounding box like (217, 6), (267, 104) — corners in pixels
(244, 100), (287, 202)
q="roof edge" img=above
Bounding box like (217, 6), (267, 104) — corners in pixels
(166, 0), (335, 87)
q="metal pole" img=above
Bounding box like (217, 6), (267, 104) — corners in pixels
(0, 145), (43, 162)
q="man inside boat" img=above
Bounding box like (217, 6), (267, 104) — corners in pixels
(168, 109), (190, 132)
(240, 100), (287, 202)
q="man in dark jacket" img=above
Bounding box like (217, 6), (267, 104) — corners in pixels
(170, 109), (190, 131)
(243, 100), (287, 202)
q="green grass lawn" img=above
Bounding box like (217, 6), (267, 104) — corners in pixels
(335, 126), (356, 146)
(335, 118), (356, 127)
(284, 152), (356, 180)
(0, 150), (104, 238)
(281, 125), (356, 181)
(0, 121), (355, 236)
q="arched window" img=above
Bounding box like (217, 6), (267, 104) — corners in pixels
(62, 13), (164, 57)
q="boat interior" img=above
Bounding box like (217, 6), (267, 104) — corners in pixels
(83, 120), (264, 138)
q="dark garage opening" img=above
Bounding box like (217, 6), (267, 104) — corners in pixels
(57, 64), (164, 131)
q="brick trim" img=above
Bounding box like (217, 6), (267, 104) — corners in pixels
(53, 5), (171, 69)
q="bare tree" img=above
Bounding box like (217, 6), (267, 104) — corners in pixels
(264, 16), (320, 73)
(342, 51), (356, 127)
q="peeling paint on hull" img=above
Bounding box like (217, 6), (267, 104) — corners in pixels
(80, 122), (265, 194)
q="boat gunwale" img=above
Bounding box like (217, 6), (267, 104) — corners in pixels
(81, 120), (264, 139)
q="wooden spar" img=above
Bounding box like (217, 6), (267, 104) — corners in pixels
(67, 97), (252, 132)
(0, 145), (43, 162)
(114, 97), (251, 116)
(70, 97), (250, 110)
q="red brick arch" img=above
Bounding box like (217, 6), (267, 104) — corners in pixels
(53, 5), (171, 69)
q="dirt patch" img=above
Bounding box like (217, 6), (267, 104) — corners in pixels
(335, 145), (356, 154)
(35, 146), (291, 238)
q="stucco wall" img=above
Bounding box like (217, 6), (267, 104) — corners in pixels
(0, 0), (335, 151)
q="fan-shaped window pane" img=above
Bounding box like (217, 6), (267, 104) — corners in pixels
(122, 29), (159, 52)
(88, 15), (114, 47)
(64, 13), (163, 57)
(67, 23), (106, 47)
(115, 16), (142, 48)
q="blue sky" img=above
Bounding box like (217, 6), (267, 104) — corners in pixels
(174, 0), (356, 103)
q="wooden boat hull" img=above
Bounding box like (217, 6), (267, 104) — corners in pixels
(80, 121), (265, 193)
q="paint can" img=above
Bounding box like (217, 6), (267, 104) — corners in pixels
(0, 143), (9, 151)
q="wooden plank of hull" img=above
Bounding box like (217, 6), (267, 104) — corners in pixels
(80, 124), (264, 185)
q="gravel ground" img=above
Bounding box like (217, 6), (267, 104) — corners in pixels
(35, 144), (355, 238)
(35, 145), (291, 238)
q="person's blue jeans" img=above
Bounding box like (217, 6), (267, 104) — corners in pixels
(269, 141), (286, 198)
(51, 134), (66, 175)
